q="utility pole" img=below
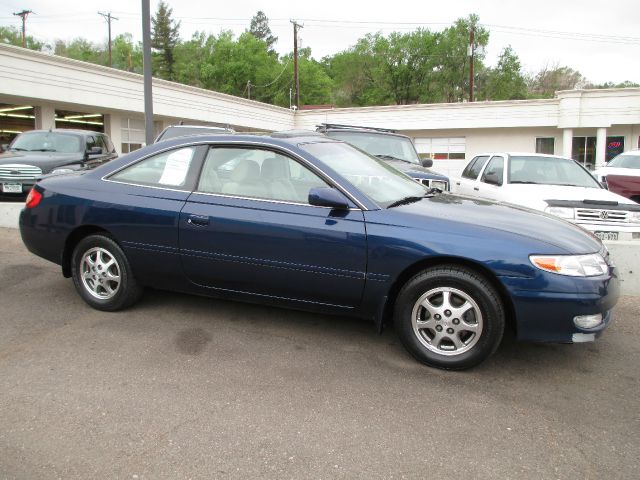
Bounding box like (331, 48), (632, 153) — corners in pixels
(290, 20), (303, 109)
(468, 25), (475, 102)
(141, 0), (154, 146)
(98, 11), (119, 68)
(13, 10), (34, 48)
(246, 80), (251, 100)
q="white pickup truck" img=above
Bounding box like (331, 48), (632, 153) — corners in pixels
(451, 152), (640, 241)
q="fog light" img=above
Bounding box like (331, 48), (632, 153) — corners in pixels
(573, 314), (603, 329)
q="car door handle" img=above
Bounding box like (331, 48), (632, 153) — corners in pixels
(187, 215), (209, 227)
(455, 182), (461, 186)
(473, 187), (479, 191)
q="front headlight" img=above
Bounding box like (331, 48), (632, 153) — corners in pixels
(628, 211), (640, 223)
(530, 253), (608, 277)
(544, 206), (574, 219)
(431, 180), (448, 191)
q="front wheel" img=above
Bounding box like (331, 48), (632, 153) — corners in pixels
(71, 234), (143, 311)
(394, 266), (505, 370)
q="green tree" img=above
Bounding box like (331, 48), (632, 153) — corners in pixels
(480, 46), (527, 100)
(151, 1), (181, 80)
(0, 25), (45, 50)
(111, 33), (143, 73)
(55, 38), (105, 65)
(249, 11), (277, 53)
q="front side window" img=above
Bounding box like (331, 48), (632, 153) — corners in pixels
(110, 147), (196, 189)
(481, 156), (504, 185)
(197, 147), (328, 204)
(462, 156), (489, 180)
(301, 141), (426, 207)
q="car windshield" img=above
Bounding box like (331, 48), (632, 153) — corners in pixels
(301, 141), (427, 207)
(607, 153), (640, 169)
(324, 131), (420, 164)
(508, 155), (602, 188)
(10, 132), (82, 153)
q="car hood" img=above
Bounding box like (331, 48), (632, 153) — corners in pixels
(500, 184), (635, 210)
(384, 158), (448, 180)
(593, 166), (640, 179)
(384, 193), (602, 254)
(0, 151), (84, 173)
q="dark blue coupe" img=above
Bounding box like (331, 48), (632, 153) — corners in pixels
(19, 132), (619, 369)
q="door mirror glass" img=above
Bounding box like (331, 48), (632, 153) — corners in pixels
(483, 171), (503, 186)
(420, 158), (433, 168)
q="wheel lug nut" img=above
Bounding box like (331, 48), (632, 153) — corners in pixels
(444, 310), (451, 317)
(453, 318), (460, 325)
(434, 314), (441, 320)
(436, 325), (443, 332)
(447, 328), (454, 334)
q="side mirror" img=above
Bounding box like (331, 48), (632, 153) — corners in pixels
(420, 158), (433, 168)
(308, 187), (350, 210)
(87, 146), (102, 155)
(484, 171), (503, 186)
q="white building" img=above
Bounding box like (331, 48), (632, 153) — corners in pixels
(1, 43), (639, 177)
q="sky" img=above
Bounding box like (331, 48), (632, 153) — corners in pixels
(1, 0), (639, 84)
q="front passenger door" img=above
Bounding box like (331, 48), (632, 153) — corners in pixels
(179, 146), (368, 309)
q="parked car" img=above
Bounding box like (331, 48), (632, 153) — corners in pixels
(317, 123), (450, 191)
(155, 124), (235, 143)
(452, 152), (640, 241)
(0, 129), (117, 196)
(20, 133), (618, 370)
(593, 150), (640, 203)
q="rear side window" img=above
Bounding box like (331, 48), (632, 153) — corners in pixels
(110, 147), (197, 189)
(462, 156), (489, 179)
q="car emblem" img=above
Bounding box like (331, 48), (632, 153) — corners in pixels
(600, 211), (609, 220)
(10, 170), (19, 175)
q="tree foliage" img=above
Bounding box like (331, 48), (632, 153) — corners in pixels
(15, 7), (634, 109)
(0, 25), (45, 50)
(151, 1), (181, 80)
(249, 11), (277, 53)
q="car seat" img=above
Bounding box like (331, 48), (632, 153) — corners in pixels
(221, 159), (265, 197)
(261, 156), (300, 202)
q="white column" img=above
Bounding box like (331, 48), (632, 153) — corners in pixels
(103, 113), (122, 155)
(34, 105), (56, 130)
(596, 127), (607, 167)
(562, 128), (573, 158)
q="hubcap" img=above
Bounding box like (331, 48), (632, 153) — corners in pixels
(79, 247), (121, 300)
(411, 287), (483, 356)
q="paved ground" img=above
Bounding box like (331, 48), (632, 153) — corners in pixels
(0, 227), (638, 479)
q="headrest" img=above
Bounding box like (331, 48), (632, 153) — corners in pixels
(231, 159), (260, 182)
(261, 156), (288, 180)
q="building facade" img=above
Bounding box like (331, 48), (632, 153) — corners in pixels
(1, 43), (639, 178)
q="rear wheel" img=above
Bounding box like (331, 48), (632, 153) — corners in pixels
(71, 234), (143, 311)
(394, 266), (504, 370)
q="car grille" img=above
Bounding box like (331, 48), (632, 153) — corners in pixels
(415, 178), (449, 191)
(576, 208), (628, 223)
(0, 164), (42, 180)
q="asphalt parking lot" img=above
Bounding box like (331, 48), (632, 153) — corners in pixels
(0, 227), (638, 479)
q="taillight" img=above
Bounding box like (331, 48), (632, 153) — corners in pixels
(25, 188), (42, 208)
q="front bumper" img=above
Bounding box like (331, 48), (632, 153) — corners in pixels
(574, 221), (640, 241)
(0, 177), (36, 194)
(501, 269), (620, 343)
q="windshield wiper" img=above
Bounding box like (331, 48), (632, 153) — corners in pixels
(29, 148), (57, 152)
(510, 180), (540, 184)
(387, 195), (425, 208)
(9, 147), (27, 151)
(374, 154), (409, 163)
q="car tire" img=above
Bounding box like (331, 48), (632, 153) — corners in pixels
(394, 266), (504, 370)
(71, 234), (143, 311)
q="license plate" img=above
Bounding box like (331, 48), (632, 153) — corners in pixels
(1, 183), (22, 193)
(594, 231), (618, 241)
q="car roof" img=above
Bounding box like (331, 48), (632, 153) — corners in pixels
(21, 129), (100, 137)
(473, 152), (574, 160)
(154, 131), (340, 149)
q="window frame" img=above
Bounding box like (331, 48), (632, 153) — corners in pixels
(480, 155), (505, 185)
(462, 155), (490, 180)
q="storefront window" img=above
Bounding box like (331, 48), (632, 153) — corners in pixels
(535, 138), (555, 155)
(606, 136), (624, 162)
(572, 136), (596, 170)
